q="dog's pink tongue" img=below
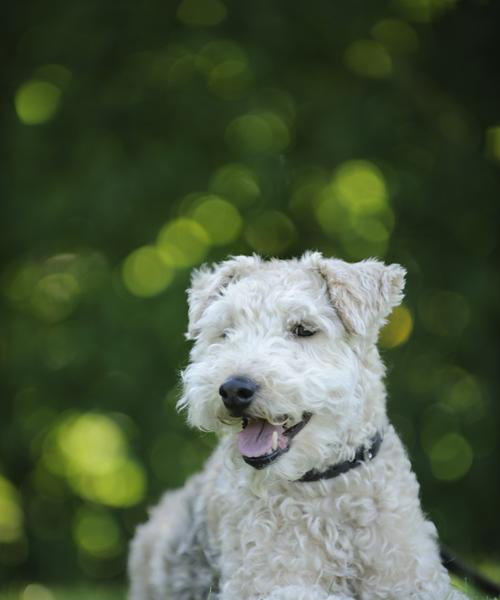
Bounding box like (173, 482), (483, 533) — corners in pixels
(237, 419), (284, 457)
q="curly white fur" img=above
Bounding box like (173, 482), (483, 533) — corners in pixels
(128, 252), (468, 600)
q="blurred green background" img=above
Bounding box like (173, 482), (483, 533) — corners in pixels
(2, 0), (500, 597)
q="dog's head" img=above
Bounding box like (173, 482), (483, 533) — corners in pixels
(178, 252), (405, 482)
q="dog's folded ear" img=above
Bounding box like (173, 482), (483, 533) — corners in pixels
(305, 252), (406, 337)
(186, 255), (260, 340)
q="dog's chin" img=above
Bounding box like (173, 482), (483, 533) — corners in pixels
(236, 412), (312, 471)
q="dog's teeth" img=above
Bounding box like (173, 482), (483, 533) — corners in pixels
(271, 431), (278, 451)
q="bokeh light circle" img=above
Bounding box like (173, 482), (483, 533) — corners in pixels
(22, 584), (54, 600)
(192, 196), (242, 245)
(380, 305), (413, 348)
(245, 211), (296, 255)
(225, 112), (290, 154)
(210, 163), (260, 207)
(122, 246), (174, 298)
(208, 60), (253, 100)
(15, 81), (62, 125)
(429, 433), (473, 481)
(315, 160), (393, 259)
(41, 412), (146, 507)
(0, 475), (23, 543)
(344, 40), (392, 79)
(73, 506), (122, 558)
(157, 218), (210, 268)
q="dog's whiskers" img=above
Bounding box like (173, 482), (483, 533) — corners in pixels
(217, 415), (239, 426)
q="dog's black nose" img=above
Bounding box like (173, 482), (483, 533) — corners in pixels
(219, 376), (257, 416)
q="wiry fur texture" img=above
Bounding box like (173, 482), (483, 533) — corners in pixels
(129, 252), (468, 600)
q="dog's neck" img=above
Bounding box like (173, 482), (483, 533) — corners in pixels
(297, 430), (383, 482)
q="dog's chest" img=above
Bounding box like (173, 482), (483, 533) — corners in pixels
(213, 482), (364, 592)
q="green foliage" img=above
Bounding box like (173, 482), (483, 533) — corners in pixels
(1, 0), (499, 591)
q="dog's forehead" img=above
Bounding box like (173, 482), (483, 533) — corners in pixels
(236, 261), (318, 289)
(221, 262), (327, 313)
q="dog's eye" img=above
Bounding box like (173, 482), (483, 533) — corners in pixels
(292, 324), (316, 337)
(220, 328), (232, 339)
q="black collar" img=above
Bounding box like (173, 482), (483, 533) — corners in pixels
(298, 431), (383, 482)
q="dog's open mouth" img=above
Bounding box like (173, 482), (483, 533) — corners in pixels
(237, 413), (312, 469)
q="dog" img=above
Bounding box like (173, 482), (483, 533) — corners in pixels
(128, 252), (468, 599)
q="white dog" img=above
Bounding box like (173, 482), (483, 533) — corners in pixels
(128, 252), (468, 600)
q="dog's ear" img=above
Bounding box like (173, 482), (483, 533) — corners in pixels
(187, 255), (261, 340)
(304, 252), (406, 337)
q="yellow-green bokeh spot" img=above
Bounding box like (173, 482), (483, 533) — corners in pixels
(0, 475), (24, 543)
(208, 59), (253, 100)
(225, 112), (291, 155)
(42, 412), (146, 507)
(83, 458), (145, 508)
(210, 163), (260, 208)
(245, 211), (296, 255)
(198, 40), (246, 73)
(177, 0), (227, 27)
(73, 506), (122, 558)
(428, 433), (473, 481)
(15, 80), (62, 125)
(30, 272), (80, 323)
(394, 0), (458, 23)
(315, 160), (393, 259)
(20, 584), (54, 600)
(380, 305), (413, 348)
(6, 253), (107, 322)
(157, 218), (210, 268)
(166, 53), (195, 89)
(445, 375), (483, 415)
(122, 246), (174, 298)
(334, 160), (388, 214)
(192, 196), (242, 246)
(250, 88), (296, 126)
(353, 218), (391, 242)
(485, 126), (500, 162)
(344, 40), (392, 79)
(150, 45), (196, 89)
(177, 191), (207, 216)
(56, 413), (126, 477)
(372, 19), (419, 54)
(6, 263), (41, 304)
(437, 368), (485, 417)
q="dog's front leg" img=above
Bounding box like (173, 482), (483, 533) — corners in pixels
(128, 475), (219, 600)
(264, 586), (354, 600)
(219, 585), (354, 600)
